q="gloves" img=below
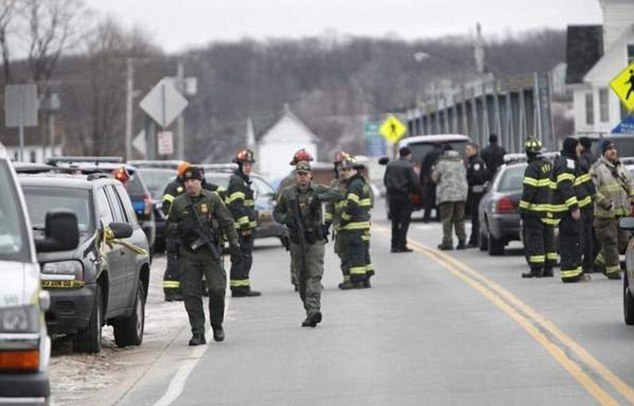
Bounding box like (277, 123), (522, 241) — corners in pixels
(229, 244), (242, 263)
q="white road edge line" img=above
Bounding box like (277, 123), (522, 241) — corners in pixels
(153, 258), (232, 406)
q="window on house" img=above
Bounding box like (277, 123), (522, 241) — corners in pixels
(585, 93), (594, 125)
(599, 88), (609, 122)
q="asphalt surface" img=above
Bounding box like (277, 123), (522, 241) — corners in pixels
(93, 202), (634, 406)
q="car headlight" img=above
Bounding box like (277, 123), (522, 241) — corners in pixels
(42, 260), (83, 281)
(0, 305), (39, 333)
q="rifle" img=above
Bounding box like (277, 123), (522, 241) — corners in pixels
(184, 193), (221, 260)
(289, 194), (308, 300)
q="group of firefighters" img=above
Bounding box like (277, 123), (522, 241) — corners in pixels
(160, 148), (374, 344)
(520, 136), (634, 282)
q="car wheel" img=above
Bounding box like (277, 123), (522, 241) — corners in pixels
(74, 285), (102, 353)
(624, 273), (634, 325)
(479, 230), (488, 251)
(488, 230), (505, 256)
(113, 282), (146, 347)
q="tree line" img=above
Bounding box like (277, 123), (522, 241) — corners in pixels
(0, 0), (566, 163)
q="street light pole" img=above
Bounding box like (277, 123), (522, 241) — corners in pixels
(125, 58), (134, 161)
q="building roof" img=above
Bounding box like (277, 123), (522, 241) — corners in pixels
(250, 104), (318, 144)
(565, 25), (604, 85)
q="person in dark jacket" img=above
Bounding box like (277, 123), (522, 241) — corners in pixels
(552, 137), (589, 283)
(420, 144), (442, 222)
(384, 147), (421, 252)
(480, 134), (507, 180)
(577, 137), (598, 274)
(465, 142), (488, 248)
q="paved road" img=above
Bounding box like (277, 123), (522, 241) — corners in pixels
(106, 207), (634, 406)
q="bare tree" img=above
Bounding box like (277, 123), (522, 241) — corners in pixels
(0, 0), (19, 83)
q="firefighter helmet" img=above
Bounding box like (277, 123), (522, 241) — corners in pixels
(177, 161), (192, 177)
(524, 138), (543, 155)
(289, 148), (313, 165)
(340, 155), (358, 169)
(233, 149), (256, 164)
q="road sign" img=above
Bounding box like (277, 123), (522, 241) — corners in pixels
(157, 131), (174, 155)
(139, 78), (188, 128)
(379, 114), (407, 143)
(132, 130), (146, 156)
(612, 115), (634, 134)
(5, 84), (38, 128)
(609, 61), (634, 112)
(364, 121), (386, 156)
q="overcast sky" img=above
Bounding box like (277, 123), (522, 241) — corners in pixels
(85, 0), (603, 53)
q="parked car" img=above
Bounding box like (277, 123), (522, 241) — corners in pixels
(380, 134), (471, 218)
(619, 217), (634, 325)
(19, 172), (151, 353)
(0, 147), (78, 405)
(202, 165), (285, 242)
(45, 157), (156, 252)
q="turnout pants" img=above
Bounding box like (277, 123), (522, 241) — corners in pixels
(389, 195), (413, 250)
(163, 238), (181, 299)
(580, 206), (596, 273)
(439, 201), (467, 246)
(180, 249), (227, 335)
(290, 240), (325, 317)
(342, 229), (370, 283)
(522, 214), (556, 272)
(334, 230), (349, 282)
(230, 233), (254, 293)
(559, 214), (582, 282)
(594, 216), (629, 276)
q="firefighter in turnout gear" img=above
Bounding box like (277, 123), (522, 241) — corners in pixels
(273, 161), (343, 327)
(166, 166), (241, 345)
(552, 137), (588, 283)
(227, 149), (260, 297)
(575, 137), (598, 275)
(161, 161), (193, 301)
(324, 151), (352, 288)
(338, 156), (374, 289)
(591, 139), (634, 280)
(518, 138), (556, 278)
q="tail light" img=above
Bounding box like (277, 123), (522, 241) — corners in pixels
(496, 196), (517, 213)
(0, 350), (40, 371)
(144, 195), (153, 217)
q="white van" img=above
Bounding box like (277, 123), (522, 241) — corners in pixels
(0, 145), (78, 405)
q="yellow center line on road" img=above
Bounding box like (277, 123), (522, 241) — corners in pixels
(373, 225), (634, 405)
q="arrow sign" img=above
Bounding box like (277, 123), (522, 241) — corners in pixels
(139, 77), (188, 128)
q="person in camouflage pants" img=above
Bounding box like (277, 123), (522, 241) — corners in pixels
(431, 144), (468, 250)
(274, 161), (343, 327)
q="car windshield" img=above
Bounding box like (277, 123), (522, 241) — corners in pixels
(22, 186), (94, 236)
(0, 161), (30, 262)
(496, 164), (527, 193)
(137, 168), (176, 199)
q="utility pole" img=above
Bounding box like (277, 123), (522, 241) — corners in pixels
(125, 58), (134, 161)
(176, 60), (185, 160)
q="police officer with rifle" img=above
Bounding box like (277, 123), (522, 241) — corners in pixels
(274, 161), (343, 328)
(167, 166), (241, 346)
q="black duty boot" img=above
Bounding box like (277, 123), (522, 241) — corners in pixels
(302, 312), (322, 327)
(542, 268), (554, 278)
(437, 243), (453, 251)
(338, 281), (354, 290)
(456, 240), (466, 250)
(363, 279), (372, 288)
(522, 268), (543, 278)
(212, 325), (225, 342)
(189, 334), (206, 346)
(232, 289), (262, 297)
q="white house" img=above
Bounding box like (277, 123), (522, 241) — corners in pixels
(254, 105), (318, 182)
(569, 0), (634, 135)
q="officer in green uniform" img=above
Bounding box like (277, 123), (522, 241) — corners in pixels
(338, 156), (374, 289)
(274, 161), (343, 327)
(324, 151), (351, 289)
(167, 166), (241, 345)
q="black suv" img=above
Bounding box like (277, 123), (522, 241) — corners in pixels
(45, 157), (156, 252)
(19, 172), (151, 353)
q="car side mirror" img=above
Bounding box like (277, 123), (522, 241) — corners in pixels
(109, 222), (133, 239)
(35, 210), (80, 252)
(619, 216), (634, 231)
(378, 157), (389, 165)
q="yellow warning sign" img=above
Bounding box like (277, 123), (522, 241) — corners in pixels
(610, 61), (634, 112)
(379, 114), (407, 143)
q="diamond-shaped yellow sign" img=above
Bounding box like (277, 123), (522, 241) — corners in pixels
(610, 61), (634, 112)
(379, 114), (407, 143)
